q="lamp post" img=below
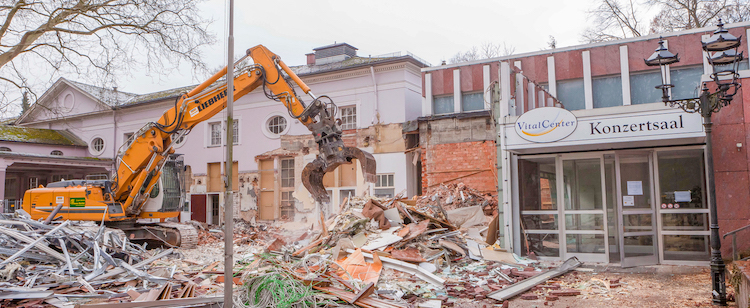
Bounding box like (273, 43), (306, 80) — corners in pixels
(644, 19), (743, 306)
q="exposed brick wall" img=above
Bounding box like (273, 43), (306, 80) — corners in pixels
(421, 140), (497, 195)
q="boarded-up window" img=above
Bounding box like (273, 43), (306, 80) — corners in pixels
(259, 159), (275, 220)
(208, 163), (222, 192)
(208, 162), (238, 192)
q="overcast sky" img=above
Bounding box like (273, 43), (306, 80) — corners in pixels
(118, 0), (602, 94)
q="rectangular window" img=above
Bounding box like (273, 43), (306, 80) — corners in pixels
(556, 79), (585, 110)
(462, 92), (484, 112)
(670, 66), (703, 100)
(4, 178), (17, 199)
(280, 191), (295, 219)
(374, 174), (395, 198)
(232, 120), (239, 145)
(630, 70), (663, 105)
(592, 75), (623, 108)
(209, 122), (221, 146)
(29, 177), (38, 190)
(281, 158), (295, 188)
(340, 106), (357, 130)
(433, 95), (454, 114)
(124, 133), (134, 147)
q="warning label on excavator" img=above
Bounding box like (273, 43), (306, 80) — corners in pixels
(70, 198), (85, 207)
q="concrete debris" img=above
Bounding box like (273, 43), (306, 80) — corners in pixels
(1, 183), (588, 307)
(418, 182), (498, 216)
(0, 212), (223, 308)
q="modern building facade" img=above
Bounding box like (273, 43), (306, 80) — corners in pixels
(419, 22), (750, 264)
(13, 43), (428, 225)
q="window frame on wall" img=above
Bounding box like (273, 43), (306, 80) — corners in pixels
(592, 75), (623, 109)
(433, 95), (454, 115)
(669, 65), (704, 101)
(629, 70), (663, 105)
(262, 112), (291, 139)
(280, 157), (296, 220)
(555, 78), (585, 111)
(461, 91), (484, 112)
(124, 132), (134, 147)
(339, 105), (357, 130)
(89, 136), (105, 156)
(208, 122), (222, 147)
(374, 173), (395, 198)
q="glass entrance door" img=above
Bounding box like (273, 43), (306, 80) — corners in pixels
(617, 152), (659, 267)
(560, 156), (608, 263)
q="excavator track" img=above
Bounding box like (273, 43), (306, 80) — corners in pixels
(156, 222), (199, 249)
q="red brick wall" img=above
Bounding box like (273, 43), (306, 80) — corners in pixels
(421, 140), (497, 195)
(714, 78), (750, 257)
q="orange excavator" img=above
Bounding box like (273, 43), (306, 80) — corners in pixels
(21, 45), (376, 247)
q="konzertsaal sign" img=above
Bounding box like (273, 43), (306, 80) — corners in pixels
(504, 107), (704, 149)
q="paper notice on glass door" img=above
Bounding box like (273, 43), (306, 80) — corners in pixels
(674, 191), (692, 202)
(626, 181), (643, 195)
(623, 195), (635, 206)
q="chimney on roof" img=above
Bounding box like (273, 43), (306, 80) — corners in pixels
(312, 42), (357, 65)
(306, 53), (315, 66)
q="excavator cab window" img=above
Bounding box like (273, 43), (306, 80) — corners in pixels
(149, 182), (160, 198)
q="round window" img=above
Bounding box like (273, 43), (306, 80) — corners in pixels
(261, 113), (291, 139)
(90, 137), (105, 155)
(172, 133), (187, 149)
(267, 116), (287, 135)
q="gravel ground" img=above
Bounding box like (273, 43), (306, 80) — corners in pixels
(506, 268), (731, 308)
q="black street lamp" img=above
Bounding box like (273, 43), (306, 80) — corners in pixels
(645, 19), (743, 306)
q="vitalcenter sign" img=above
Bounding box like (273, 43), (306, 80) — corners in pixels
(515, 107), (578, 143)
(506, 107), (704, 148)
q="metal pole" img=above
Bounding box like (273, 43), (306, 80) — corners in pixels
(223, 0), (235, 306)
(702, 88), (726, 306)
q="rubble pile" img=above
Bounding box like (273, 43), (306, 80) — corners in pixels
(417, 183), (498, 216)
(220, 195), (577, 308)
(0, 211), (231, 308)
(0, 185), (581, 307)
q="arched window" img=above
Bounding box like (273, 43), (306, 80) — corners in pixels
(0, 147), (11, 152)
(50, 150), (63, 156)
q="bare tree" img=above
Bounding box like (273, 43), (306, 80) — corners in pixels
(449, 46), (479, 64)
(583, 0), (750, 43)
(648, 0), (750, 33)
(502, 42), (516, 56)
(582, 0), (644, 43)
(449, 42), (515, 64)
(0, 0), (214, 113)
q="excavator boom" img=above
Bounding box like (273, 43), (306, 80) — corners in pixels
(113, 45), (376, 216)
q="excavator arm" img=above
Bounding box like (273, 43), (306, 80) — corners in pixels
(113, 45), (375, 217)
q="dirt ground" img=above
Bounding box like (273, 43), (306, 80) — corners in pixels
(504, 268), (731, 308)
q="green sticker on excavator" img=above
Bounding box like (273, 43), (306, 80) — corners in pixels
(70, 198), (85, 207)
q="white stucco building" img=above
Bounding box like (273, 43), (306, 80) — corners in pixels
(12, 43), (428, 223)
